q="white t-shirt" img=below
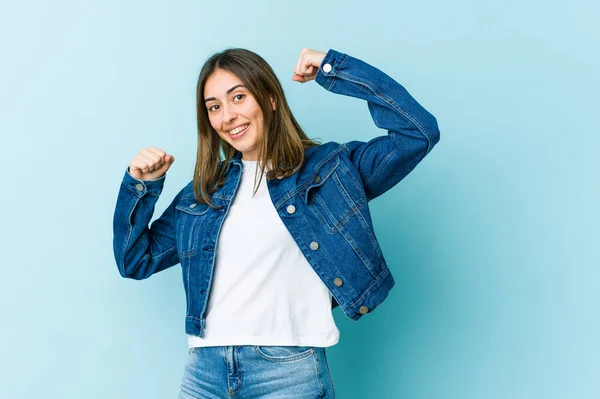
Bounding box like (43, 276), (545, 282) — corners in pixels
(188, 159), (340, 348)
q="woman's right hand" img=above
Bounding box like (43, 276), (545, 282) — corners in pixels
(128, 146), (175, 181)
(292, 48), (326, 83)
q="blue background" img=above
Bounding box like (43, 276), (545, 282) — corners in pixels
(1, 0), (598, 398)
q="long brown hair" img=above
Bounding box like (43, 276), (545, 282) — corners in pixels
(193, 48), (320, 207)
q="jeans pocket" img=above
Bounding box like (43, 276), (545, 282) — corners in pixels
(254, 345), (315, 362)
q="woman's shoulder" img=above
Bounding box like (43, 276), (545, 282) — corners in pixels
(305, 141), (343, 158)
(304, 140), (355, 166)
(296, 141), (349, 178)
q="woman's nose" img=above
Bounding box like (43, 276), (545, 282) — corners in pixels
(222, 103), (237, 123)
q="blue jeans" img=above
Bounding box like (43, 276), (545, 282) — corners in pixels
(178, 346), (336, 398)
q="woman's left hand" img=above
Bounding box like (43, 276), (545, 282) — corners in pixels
(292, 48), (326, 83)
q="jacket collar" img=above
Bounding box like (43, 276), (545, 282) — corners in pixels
(223, 151), (243, 174)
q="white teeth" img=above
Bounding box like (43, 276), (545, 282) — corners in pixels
(229, 125), (249, 135)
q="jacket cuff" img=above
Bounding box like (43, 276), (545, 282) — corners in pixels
(122, 166), (166, 197)
(315, 49), (348, 90)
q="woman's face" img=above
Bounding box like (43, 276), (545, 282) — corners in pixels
(204, 69), (265, 161)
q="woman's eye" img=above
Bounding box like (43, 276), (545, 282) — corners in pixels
(208, 104), (219, 112)
(234, 94), (245, 101)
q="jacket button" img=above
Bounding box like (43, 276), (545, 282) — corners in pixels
(189, 203), (197, 208)
(333, 278), (343, 287)
(310, 241), (319, 250)
(359, 306), (369, 315)
(322, 63), (332, 73)
(314, 175), (321, 183)
(286, 205), (296, 214)
(135, 183), (144, 192)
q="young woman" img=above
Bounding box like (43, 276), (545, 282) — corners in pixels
(113, 47), (440, 398)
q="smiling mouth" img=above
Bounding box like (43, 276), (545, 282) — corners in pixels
(227, 124), (249, 136)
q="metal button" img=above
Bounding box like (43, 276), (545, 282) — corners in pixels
(310, 241), (319, 250)
(359, 306), (369, 315)
(286, 205), (296, 214)
(189, 203), (197, 208)
(322, 63), (332, 73)
(135, 183), (144, 192)
(314, 175), (320, 183)
(333, 278), (343, 287)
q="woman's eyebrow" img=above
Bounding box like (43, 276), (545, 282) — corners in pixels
(204, 84), (246, 102)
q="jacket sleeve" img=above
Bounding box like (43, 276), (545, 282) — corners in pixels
(315, 49), (440, 201)
(112, 167), (184, 280)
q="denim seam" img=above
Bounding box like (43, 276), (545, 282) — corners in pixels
(365, 149), (396, 189)
(337, 227), (377, 278)
(232, 348), (243, 395)
(336, 158), (367, 200)
(297, 208), (348, 309)
(143, 210), (178, 261)
(296, 150), (343, 196)
(348, 266), (391, 310)
(124, 181), (162, 198)
(302, 156), (341, 204)
(307, 171), (367, 232)
(307, 195), (334, 233)
(331, 171), (366, 223)
(333, 71), (435, 153)
(328, 176), (375, 275)
(274, 147), (344, 208)
(177, 213), (184, 255)
(120, 196), (139, 276)
(311, 191), (364, 234)
(123, 194), (177, 273)
(254, 346), (314, 362)
(187, 215), (199, 254)
(352, 207), (384, 259)
(322, 53), (348, 91)
(312, 350), (325, 398)
(185, 256), (191, 325)
(124, 181), (144, 197)
(147, 245), (178, 261)
(176, 206), (209, 216)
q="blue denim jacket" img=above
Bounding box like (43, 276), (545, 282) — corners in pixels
(113, 49), (440, 337)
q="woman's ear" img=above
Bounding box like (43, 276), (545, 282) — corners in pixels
(270, 96), (277, 111)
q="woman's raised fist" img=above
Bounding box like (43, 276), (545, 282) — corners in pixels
(129, 146), (175, 181)
(292, 48), (326, 83)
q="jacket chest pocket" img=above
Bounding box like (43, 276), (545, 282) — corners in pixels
(302, 155), (367, 233)
(175, 198), (210, 257)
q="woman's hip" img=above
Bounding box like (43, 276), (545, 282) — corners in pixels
(178, 345), (335, 398)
